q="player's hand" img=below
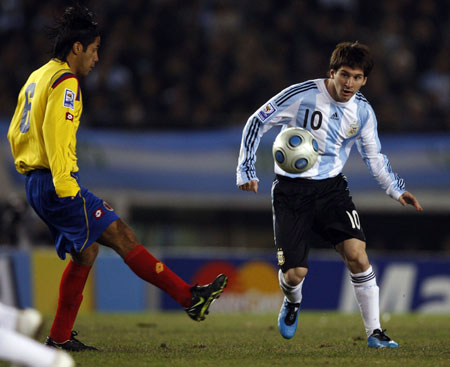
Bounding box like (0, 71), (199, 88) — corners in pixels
(239, 180), (258, 193)
(398, 191), (423, 212)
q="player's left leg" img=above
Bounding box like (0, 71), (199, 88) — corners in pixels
(98, 219), (227, 321)
(336, 239), (398, 348)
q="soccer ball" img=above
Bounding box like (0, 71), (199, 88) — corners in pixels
(272, 127), (319, 173)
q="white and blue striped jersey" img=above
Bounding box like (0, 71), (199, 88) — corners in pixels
(236, 78), (406, 200)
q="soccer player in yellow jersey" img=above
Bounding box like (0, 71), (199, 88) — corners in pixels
(8, 5), (227, 351)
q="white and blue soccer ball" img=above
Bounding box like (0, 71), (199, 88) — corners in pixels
(272, 127), (319, 174)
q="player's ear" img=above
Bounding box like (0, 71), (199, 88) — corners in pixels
(361, 76), (367, 86)
(72, 42), (83, 55)
(329, 69), (336, 79)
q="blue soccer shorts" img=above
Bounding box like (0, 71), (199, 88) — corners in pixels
(25, 169), (119, 259)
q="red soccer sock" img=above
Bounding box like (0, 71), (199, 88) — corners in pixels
(50, 261), (91, 343)
(124, 245), (192, 307)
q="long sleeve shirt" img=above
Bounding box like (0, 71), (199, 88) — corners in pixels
(236, 79), (406, 200)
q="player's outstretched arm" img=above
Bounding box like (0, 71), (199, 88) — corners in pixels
(239, 180), (259, 193)
(398, 191), (423, 211)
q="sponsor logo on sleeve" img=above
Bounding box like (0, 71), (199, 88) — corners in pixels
(63, 88), (75, 110)
(93, 208), (105, 219)
(257, 102), (277, 121)
(65, 112), (73, 121)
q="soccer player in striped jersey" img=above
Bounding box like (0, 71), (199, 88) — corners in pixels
(8, 5), (227, 351)
(236, 41), (422, 348)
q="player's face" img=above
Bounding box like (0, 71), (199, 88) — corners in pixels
(76, 37), (100, 77)
(328, 66), (367, 102)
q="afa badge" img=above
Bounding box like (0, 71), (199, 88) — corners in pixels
(63, 88), (75, 110)
(346, 120), (361, 137)
(277, 248), (285, 266)
(258, 102), (277, 122)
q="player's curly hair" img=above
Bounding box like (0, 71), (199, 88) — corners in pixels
(47, 3), (99, 61)
(329, 41), (374, 77)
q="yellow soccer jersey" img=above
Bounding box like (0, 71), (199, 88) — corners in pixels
(8, 59), (82, 198)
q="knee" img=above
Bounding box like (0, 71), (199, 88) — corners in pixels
(283, 267), (308, 286)
(345, 248), (370, 273)
(72, 242), (99, 266)
(337, 240), (369, 270)
(98, 219), (139, 258)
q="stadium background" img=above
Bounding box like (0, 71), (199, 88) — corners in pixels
(0, 0), (449, 314)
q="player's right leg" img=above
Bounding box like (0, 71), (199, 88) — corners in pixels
(97, 218), (227, 321)
(277, 268), (306, 339)
(272, 176), (314, 339)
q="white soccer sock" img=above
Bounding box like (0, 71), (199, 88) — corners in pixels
(0, 302), (19, 330)
(350, 265), (381, 337)
(0, 328), (58, 367)
(278, 269), (304, 304)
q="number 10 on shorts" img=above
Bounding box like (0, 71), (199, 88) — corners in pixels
(346, 210), (361, 230)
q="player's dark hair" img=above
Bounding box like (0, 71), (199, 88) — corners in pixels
(329, 41), (374, 76)
(47, 4), (99, 61)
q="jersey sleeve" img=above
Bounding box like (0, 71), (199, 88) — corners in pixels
(355, 106), (406, 200)
(236, 93), (296, 187)
(42, 74), (80, 198)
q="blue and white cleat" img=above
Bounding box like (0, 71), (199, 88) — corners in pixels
(277, 297), (301, 339)
(368, 329), (399, 348)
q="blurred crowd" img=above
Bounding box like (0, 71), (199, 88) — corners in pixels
(0, 0), (449, 132)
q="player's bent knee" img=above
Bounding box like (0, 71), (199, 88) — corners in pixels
(98, 219), (140, 258)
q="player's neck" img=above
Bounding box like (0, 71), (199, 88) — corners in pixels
(324, 79), (339, 101)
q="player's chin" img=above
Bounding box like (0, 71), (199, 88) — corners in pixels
(83, 68), (94, 77)
(342, 92), (353, 101)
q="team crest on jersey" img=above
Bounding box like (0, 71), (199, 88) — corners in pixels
(277, 248), (285, 266)
(103, 201), (114, 211)
(155, 262), (164, 274)
(258, 102), (277, 121)
(346, 120), (361, 137)
(63, 88), (75, 110)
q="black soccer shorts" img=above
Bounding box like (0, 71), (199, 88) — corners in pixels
(271, 173), (366, 272)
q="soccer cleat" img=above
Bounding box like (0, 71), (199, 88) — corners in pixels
(16, 308), (44, 339)
(278, 297), (301, 339)
(185, 273), (228, 321)
(368, 329), (399, 348)
(45, 330), (99, 351)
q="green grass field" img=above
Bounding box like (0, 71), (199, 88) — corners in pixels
(3, 312), (450, 367)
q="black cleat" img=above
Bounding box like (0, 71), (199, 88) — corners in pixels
(185, 273), (228, 321)
(45, 330), (99, 352)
